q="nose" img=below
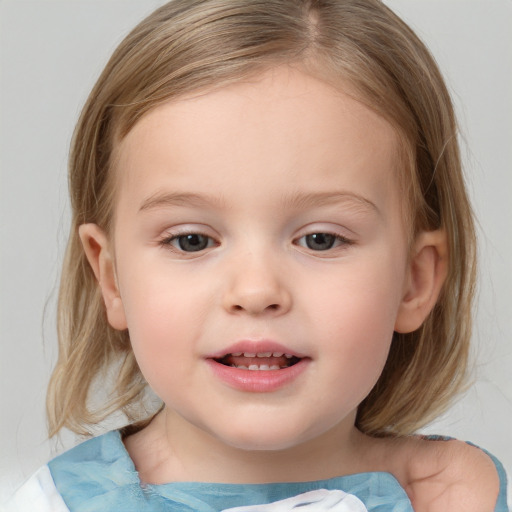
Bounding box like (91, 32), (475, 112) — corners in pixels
(222, 252), (292, 316)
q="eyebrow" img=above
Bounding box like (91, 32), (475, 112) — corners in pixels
(282, 191), (380, 216)
(138, 192), (226, 212)
(138, 190), (379, 215)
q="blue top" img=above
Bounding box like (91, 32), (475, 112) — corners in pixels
(47, 430), (509, 512)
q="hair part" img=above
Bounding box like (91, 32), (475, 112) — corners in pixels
(47, 0), (476, 438)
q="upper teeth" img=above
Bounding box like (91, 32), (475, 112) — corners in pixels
(231, 352), (292, 358)
(233, 364), (282, 370)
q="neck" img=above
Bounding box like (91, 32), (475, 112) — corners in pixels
(124, 408), (377, 485)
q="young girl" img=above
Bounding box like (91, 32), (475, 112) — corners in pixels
(4, 0), (509, 510)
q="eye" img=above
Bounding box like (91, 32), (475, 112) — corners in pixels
(295, 232), (351, 251)
(163, 233), (216, 253)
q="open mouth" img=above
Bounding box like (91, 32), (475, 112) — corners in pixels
(214, 351), (302, 370)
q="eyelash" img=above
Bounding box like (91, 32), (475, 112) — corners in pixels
(294, 232), (353, 252)
(158, 230), (353, 255)
(158, 231), (218, 253)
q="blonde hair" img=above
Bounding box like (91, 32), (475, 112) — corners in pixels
(47, 0), (476, 437)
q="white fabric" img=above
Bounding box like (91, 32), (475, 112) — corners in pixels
(1, 466), (69, 512)
(222, 489), (368, 512)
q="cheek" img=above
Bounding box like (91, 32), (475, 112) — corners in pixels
(119, 256), (204, 331)
(323, 293), (395, 377)
(116, 267), (201, 381)
(314, 256), (405, 334)
(310, 257), (406, 380)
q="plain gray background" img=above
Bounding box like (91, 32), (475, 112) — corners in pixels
(1, 0), (511, 501)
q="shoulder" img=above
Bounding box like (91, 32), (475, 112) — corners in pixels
(1, 434), (126, 512)
(42, 430), (176, 511)
(49, 429), (121, 466)
(2, 465), (70, 512)
(398, 436), (502, 512)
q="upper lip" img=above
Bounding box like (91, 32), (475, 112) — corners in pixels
(206, 340), (307, 360)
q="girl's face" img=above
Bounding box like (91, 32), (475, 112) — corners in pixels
(98, 67), (414, 450)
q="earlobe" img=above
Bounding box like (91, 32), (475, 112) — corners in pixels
(78, 223), (128, 331)
(394, 230), (448, 334)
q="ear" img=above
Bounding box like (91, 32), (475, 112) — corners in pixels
(394, 230), (448, 333)
(78, 223), (127, 331)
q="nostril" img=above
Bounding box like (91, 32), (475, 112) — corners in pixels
(231, 303), (280, 312)
(225, 285), (292, 315)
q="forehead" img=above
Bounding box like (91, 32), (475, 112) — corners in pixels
(113, 66), (400, 215)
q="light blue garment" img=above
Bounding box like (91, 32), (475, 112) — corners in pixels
(46, 430), (509, 512)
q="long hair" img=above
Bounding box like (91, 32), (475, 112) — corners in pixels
(47, 0), (476, 437)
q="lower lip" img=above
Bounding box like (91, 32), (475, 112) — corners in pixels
(206, 359), (309, 393)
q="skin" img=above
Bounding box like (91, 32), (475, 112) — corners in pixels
(80, 66), (498, 510)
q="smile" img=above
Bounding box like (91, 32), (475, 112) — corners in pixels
(207, 342), (308, 392)
(215, 352), (301, 370)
